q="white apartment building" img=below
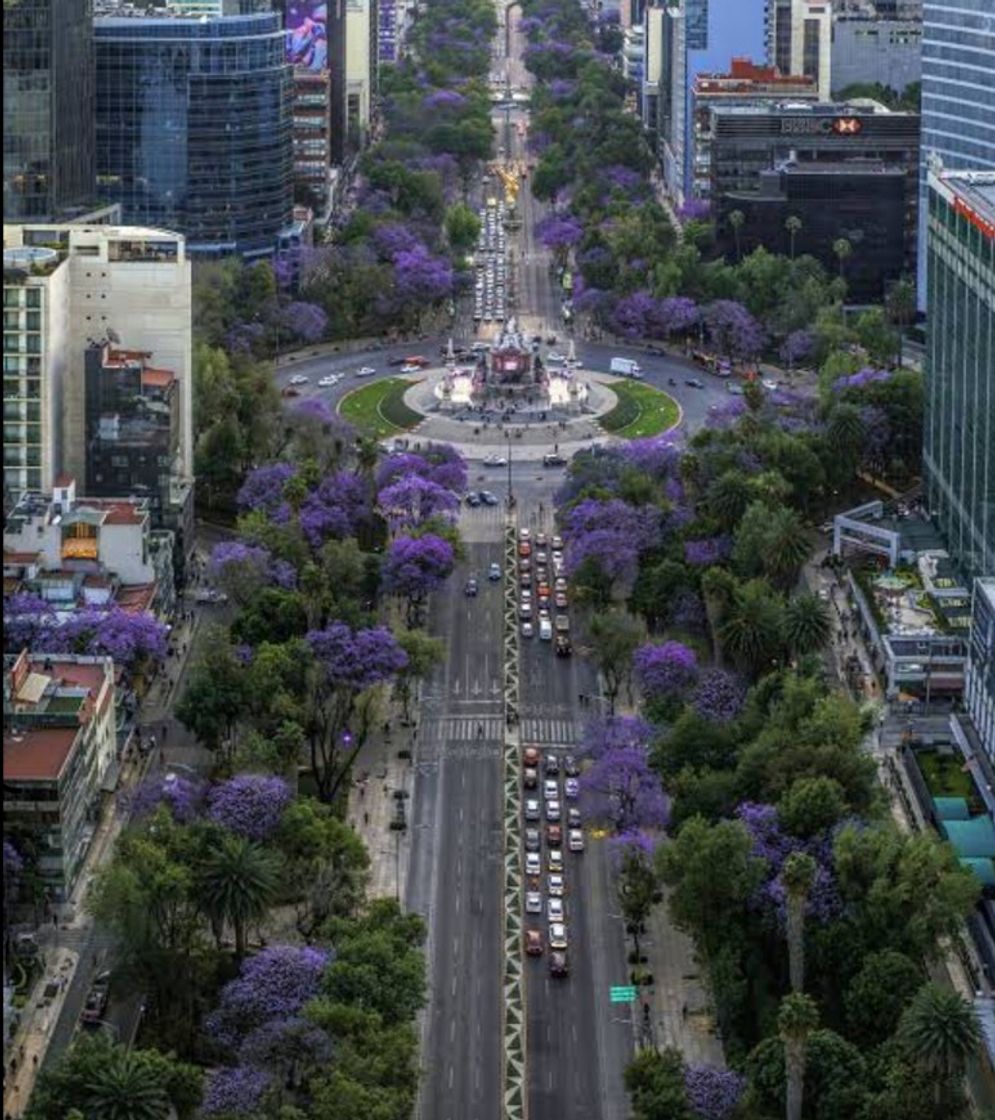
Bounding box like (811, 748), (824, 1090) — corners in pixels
(2, 224), (192, 498)
(790, 0), (833, 100)
(346, 0), (376, 147)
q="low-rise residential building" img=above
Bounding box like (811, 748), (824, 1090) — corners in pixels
(3, 649), (118, 900)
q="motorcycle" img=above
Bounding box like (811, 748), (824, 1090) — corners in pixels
(668, 378), (676, 387)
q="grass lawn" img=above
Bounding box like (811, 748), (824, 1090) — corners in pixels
(916, 749), (978, 801)
(598, 380), (680, 439)
(338, 377), (424, 439)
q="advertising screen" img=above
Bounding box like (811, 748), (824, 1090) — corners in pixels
(286, 2), (328, 71)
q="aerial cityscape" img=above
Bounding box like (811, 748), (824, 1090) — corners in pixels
(2, 0), (993, 1118)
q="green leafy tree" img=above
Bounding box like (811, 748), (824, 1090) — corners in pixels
(617, 841), (661, 965)
(394, 629), (446, 725)
(854, 308), (899, 369)
(719, 579), (785, 676)
(783, 593), (832, 658)
(175, 634), (252, 762)
(443, 202), (481, 256)
(589, 610), (646, 714)
(733, 502), (810, 589)
(898, 984), (982, 1097)
(707, 470), (753, 530)
(782, 852), (816, 993)
(843, 950), (923, 1046)
(196, 832), (281, 958)
(884, 277), (916, 368)
(832, 238), (852, 287)
(624, 1048), (693, 1120)
(777, 776), (847, 839)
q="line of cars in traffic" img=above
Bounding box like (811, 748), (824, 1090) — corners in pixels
(516, 527), (571, 654)
(522, 745), (583, 977)
(281, 367), (375, 397)
(474, 199), (507, 324)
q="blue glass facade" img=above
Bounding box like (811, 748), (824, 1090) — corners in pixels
(94, 13), (294, 258)
(918, 0), (995, 302)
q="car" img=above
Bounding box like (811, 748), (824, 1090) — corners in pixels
(280, 385), (301, 398)
(81, 972), (111, 1025)
(685, 377), (705, 388)
(564, 777), (579, 800)
(762, 378), (779, 390)
(535, 550), (547, 565)
(525, 799), (540, 821)
(551, 536), (563, 550)
(554, 590), (568, 609)
(547, 350), (566, 363)
(563, 755), (580, 777)
(483, 454), (508, 467)
(544, 752), (560, 775)
(518, 540), (532, 557)
(534, 566), (548, 584)
(289, 373), (310, 385)
(404, 356), (430, 367)
(537, 582), (551, 599)
(399, 364), (421, 374)
(555, 634), (572, 657)
(520, 589), (532, 603)
(518, 527), (531, 541)
(567, 807), (582, 828)
(479, 491), (500, 506)
(525, 828), (541, 852)
(521, 620), (534, 638)
(523, 746), (540, 767)
(519, 570), (532, 588)
(548, 921), (568, 950)
(547, 824), (562, 846)
(549, 950), (569, 977)
(551, 552), (564, 570)
(569, 829), (585, 852)
(318, 374), (337, 387)
(519, 602), (532, 620)
(548, 847), (565, 871)
(488, 562), (502, 580)
(554, 577), (567, 592)
(525, 929), (544, 956)
(523, 766), (538, 788)
(519, 558), (531, 573)
(536, 532), (548, 547)
(548, 897), (564, 922)
(546, 799), (561, 822)
(465, 492), (481, 507)
(525, 851), (541, 877)
(357, 366), (376, 376)
(464, 578), (479, 597)
(387, 356), (407, 367)
(525, 890), (542, 914)
(548, 873), (565, 898)
(543, 779), (559, 800)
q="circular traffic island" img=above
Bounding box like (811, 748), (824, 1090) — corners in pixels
(338, 376), (425, 439)
(596, 378), (681, 439)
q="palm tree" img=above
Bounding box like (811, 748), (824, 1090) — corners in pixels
(82, 1051), (171, 1120)
(707, 471), (752, 530)
(198, 833), (280, 958)
(785, 215), (802, 260)
(899, 983), (982, 1103)
(720, 580), (784, 675)
(885, 276), (916, 368)
(832, 237), (852, 288)
(728, 209), (745, 261)
(354, 434), (381, 481)
(762, 507), (811, 589)
(779, 993), (819, 1120)
(781, 852), (816, 993)
(783, 594), (832, 658)
(827, 403), (865, 465)
(701, 566), (737, 667)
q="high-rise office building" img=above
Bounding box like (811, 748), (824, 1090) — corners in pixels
(830, 13), (922, 96)
(918, 0), (995, 302)
(94, 8), (294, 259)
(658, 0), (769, 206)
(790, 0), (833, 100)
(3, 0), (96, 222)
(346, 0), (378, 149)
(966, 578), (995, 766)
(923, 167), (994, 582)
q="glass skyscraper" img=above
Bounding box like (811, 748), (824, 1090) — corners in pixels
(923, 168), (994, 583)
(3, 0), (96, 221)
(94, 11), (294, 259)
(918, 0), (995, 302)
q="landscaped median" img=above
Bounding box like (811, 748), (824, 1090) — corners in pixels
(338, 376), (424, 438)
(597, 379), (681, 439)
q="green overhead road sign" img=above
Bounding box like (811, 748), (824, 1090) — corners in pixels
(610, 986), (637, 1003)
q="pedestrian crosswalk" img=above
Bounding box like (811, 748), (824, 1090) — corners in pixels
(519, 717), (580, 746)
(414, 714), (581, 758)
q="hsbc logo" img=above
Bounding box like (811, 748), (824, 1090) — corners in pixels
(781, 116), (865, 136)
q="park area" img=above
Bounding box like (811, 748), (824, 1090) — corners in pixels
(338, 377), (424, 438)
(597, 380), (680, 439)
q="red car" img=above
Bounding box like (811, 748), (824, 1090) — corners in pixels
(523, 746), (540, 768)
(404, 355), (430, 368)
(525, 929), (544, 957)
(280, 385), (301, 398)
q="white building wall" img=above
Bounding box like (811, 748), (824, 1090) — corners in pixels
(346, 0), (373, 139)
(790, 0), (833, 101)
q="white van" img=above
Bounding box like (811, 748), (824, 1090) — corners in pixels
(539, 618), (553, 641)
(610, 357), (642, 378)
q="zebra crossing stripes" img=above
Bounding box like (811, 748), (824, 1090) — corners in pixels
(518, 717), (579, 745)
(422, 716), (506, 742)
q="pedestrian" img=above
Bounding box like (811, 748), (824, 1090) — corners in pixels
(52, 912), (57, 928)
(477, 722), (485, 739)
(162, 722), (168, 743)
(32, 1054), (38, 1069)
(682, 1003), (688, 1021)
(359, 784), (365, 800)
(363, 811), (370, 825)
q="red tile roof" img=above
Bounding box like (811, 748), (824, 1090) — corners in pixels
(141, 368), (175, 389)
(4, 550), (42, 564)
(3, 726), (78, 782)
(77, 499), (144, 526)
(116, 583), (156, 613)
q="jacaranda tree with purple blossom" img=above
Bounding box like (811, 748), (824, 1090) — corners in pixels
(209, 541), (274, 606)
(377, 473), (460, 530)
(305, 623), (408, 801)
(382, 533), (455, 625)
(207, 774), (293, 841)
(581, 743), (670, 835)
(702, 300), (764, 361)
(236, 462), (297, 522)
(684, 1065), (747, 1120)
(298, 469), (371, 550)
(691, 668), (747, 723)
(201, 1065), (271, 1117)
(634, 641), (699, 702)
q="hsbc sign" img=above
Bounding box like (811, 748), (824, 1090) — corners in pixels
(781, 116), (864, 136)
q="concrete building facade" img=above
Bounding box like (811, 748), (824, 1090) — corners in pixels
(967, 578), (995, 767)
(830, 14), (922, 95)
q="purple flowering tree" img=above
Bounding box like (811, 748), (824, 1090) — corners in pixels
(205, 944), (330, 1050)
(391, 245), (454, 322)
(382, 533), (455, 625)
(376, 445), (467, 494)
(702, 300), (764, 361)
(207, 774), (293, 841)
(202, 1066), (271, 1117)
(677, 199), (712, 223)
(62, 609), (169, 675)
(128, 772), (205, 824)
(236, 463), (297, 522)
(209, 541), (273, 606)
(238, 1015), (332, 1081)
(284, 399), (356, 471)
(3, 592), (56, 651)
(305, 623), (408, 801)
(633, 641), (699, 702)
(691, 668), (747, 723)
(377, 474), (459, 531)
(580, 714), (654, 761)
(611, 291), (658, 339)
(4, 839), (23, 919)
(581, 745), (670, 835)
(535, 213), (584, 268)
(831, 366), (892, 393)
(299, 470), (370, 550)
(564, 498), (661, 595)
(779, 329), (814, 372)
(684, 537), (732, 567)
(684, 1065), (747, 1120)
(279, 301), (327, 345)
(657, 297), (699, 338)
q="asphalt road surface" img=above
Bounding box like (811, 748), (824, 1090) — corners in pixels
(409, 533), (506, 1120)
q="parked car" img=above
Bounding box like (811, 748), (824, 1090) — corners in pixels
(542, 453), (567, 467)
(479, 491), (500, 505)
(81, 972), (111, 1025)
(465, 492), (481, 507)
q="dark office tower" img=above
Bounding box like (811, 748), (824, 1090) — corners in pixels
(94, 10), (294, 259)
(3, 0), (96, 221)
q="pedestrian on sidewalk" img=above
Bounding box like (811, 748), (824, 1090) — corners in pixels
(682, 1002), (688, 1021)
(363, 812), (370, 825)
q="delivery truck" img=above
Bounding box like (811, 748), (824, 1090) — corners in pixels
(610, 357), (642, 378)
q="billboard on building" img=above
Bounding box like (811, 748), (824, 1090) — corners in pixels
(287, 2), (328, 71)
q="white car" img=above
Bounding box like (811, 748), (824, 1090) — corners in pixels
(398, 364), (420, 375)
(357, 366), (376, 377)
(289, 374), (309, 385)
(762, 378), (779, 390)
(548, 848), (564, 872)
(525, 852), (541, 877)
(525, 799), (540, 821)
(483, 454), (507, 467)
(543, 779), (559, 801)
(521, 620), (534, 638)
(546, 799), (561, 822)
(318, 374), (338, 387)
(547, 897), (564, 922)
(564, 777), (580, 800)
(548, 874), (564, 898)
(548, 922), (568, 950)
(568, 829), (585, 852)
(547, 351), (566, 363)
(525, 890), (542, 914)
